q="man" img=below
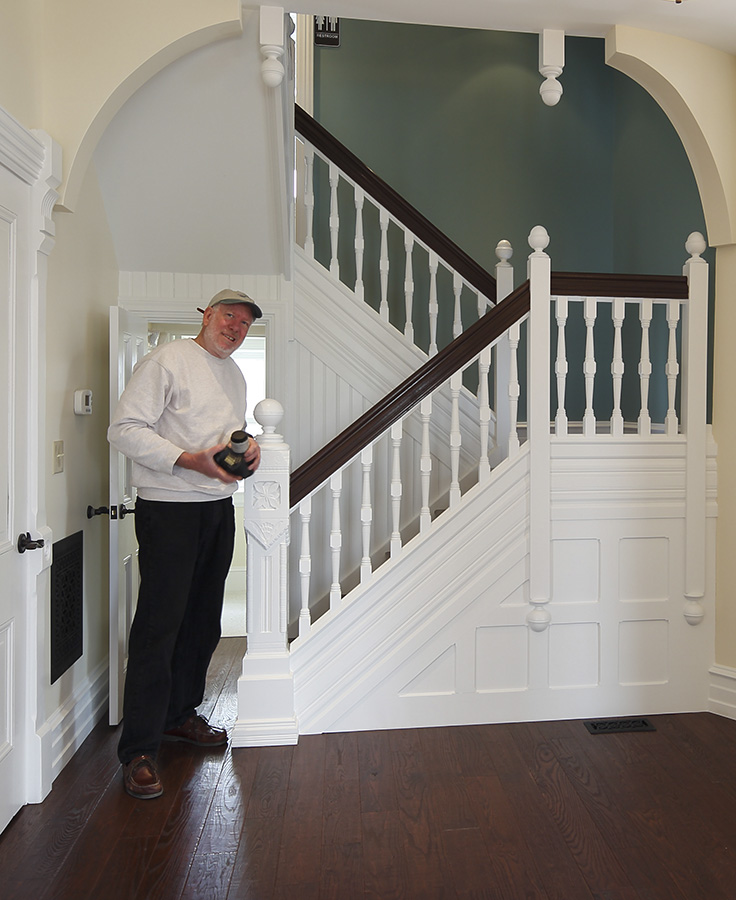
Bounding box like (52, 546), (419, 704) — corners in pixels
(108, 289), (262, 799)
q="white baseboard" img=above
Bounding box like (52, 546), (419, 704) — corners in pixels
(709, 664), (736, 720)
(37, 660), (109, 790)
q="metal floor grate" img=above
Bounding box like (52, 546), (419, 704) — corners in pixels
(584, 717), (656, 735)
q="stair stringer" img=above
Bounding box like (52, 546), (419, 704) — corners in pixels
(290, 446), (531, 735)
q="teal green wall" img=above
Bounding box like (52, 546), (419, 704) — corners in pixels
(312, 20), (714, 420)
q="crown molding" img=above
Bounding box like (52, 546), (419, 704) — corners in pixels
(0, 107), (45, 185)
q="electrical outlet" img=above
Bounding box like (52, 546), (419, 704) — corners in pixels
(53, 440), (64, 474)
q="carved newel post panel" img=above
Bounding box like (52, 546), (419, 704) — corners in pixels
(233, 399), (298, 747)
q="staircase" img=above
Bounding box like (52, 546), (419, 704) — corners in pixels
(231, 110), (716, 747)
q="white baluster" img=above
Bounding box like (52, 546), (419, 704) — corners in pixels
(554, 296), (568, 435)
(476, 288), (486, 319)
(665, 300), (681, 435)
(304, 145), (315, 258)
(354, 186), (365, 302)
(638, 300), (653, 436)
(611, 298), (625, 436)
(298, 495), (312, 637)
(583, 297), (597, 437)
(379, 208), (390, 320)
(478, 347), (491, 482)
(508, 322), (521, 455)
(404, 232), (414, 342)
(494, 239), (515, 458)
(390, 421), (403, 557)
(329, 470), (342, 607)
(452, 271), (463, 339)
(419, 395), (433, 532)
(428, 251), (439, 356)
(449, 370), (462, 507)
(328, 162), (340, 278)
(360, 445), (373, 582)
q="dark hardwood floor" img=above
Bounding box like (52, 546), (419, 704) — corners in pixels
(3, 637), (736, 899)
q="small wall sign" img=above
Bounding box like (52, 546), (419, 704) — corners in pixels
(315, 16), (340, 47)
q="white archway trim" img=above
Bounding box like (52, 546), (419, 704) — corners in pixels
(606, 25), (736, 247)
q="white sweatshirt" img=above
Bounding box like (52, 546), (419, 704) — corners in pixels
(108, 338), (247, 502)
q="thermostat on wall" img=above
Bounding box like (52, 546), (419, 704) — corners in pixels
(73, 389), (93, 415)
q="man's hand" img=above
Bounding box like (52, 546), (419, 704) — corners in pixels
(175, 445), (241, 484)
(244, 436), (261, 473)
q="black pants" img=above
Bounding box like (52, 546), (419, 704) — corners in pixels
(117, 497), (235, 765)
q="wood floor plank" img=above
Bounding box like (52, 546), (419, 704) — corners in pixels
(513, 722), (635, 896)
(468, 772), (551, 899)
(486, 724), (597, 900)
(442, 825), (501, 898)
(319, 841), (364, 900)
(322, 776), (362, 846)
(358, 729), (398, 813)
(361, 809), (408, 900)
(245, 745), (293, 819)
(324, 730), (360, 781)
(227, 816), (284, 899)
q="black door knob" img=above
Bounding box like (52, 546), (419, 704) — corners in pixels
(18, 532), (45, 553)
(120, 504), (135, 519)
(87, 505), (110, 518)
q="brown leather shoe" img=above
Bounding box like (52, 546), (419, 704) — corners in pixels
(123, 755), (163, 799)
(162, 714), (227, 747)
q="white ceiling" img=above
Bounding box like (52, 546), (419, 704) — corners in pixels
(93, 1), (736, 278)
(294, 0), (736, 55)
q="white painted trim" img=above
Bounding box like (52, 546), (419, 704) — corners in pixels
(0, 107), (45, 185)
(37, 660), (109, 791)
(709, 664), (736, 720)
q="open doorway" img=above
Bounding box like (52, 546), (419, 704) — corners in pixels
(146, 321), (267, 637)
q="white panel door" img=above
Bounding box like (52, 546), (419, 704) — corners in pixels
(108, 307), (147, 725)
(0, 167), (34, 832)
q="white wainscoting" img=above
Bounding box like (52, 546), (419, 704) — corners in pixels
(291, 438), (717, 734)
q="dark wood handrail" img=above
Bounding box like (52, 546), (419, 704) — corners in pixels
(289, 269), (690, 507)
(290, 283), (531, 507)
(295, 104), (497, 305)
(551, 271), (689, 299)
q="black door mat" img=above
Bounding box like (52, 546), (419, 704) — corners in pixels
(584, 717), (656, 735)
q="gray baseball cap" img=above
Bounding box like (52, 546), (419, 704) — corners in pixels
(201, 289), (263, 319)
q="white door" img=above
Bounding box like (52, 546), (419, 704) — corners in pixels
(108, 307), (147, 725)
(0, 164), (37, 830)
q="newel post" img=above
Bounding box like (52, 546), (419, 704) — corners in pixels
(526, 226), (552, 635)
(233, 399), (298, 747)
(681, 232), (709, 626)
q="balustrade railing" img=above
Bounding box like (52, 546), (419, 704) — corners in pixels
(295, 106), (496, 356)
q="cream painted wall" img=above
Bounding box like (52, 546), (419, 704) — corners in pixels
(40, 0), (243, 211)
(713, 244), (736, 666)
(0, 0), (40, 124)
(607, 26), (736, 247)
(44, 160), (118, 718)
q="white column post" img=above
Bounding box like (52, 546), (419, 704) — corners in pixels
(260, 6), (286, 87)
(493, 240), (515, 463)
(526, 226), (552, 634)
(234, 399), (298, 746)
(681, 232), (709, 626)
